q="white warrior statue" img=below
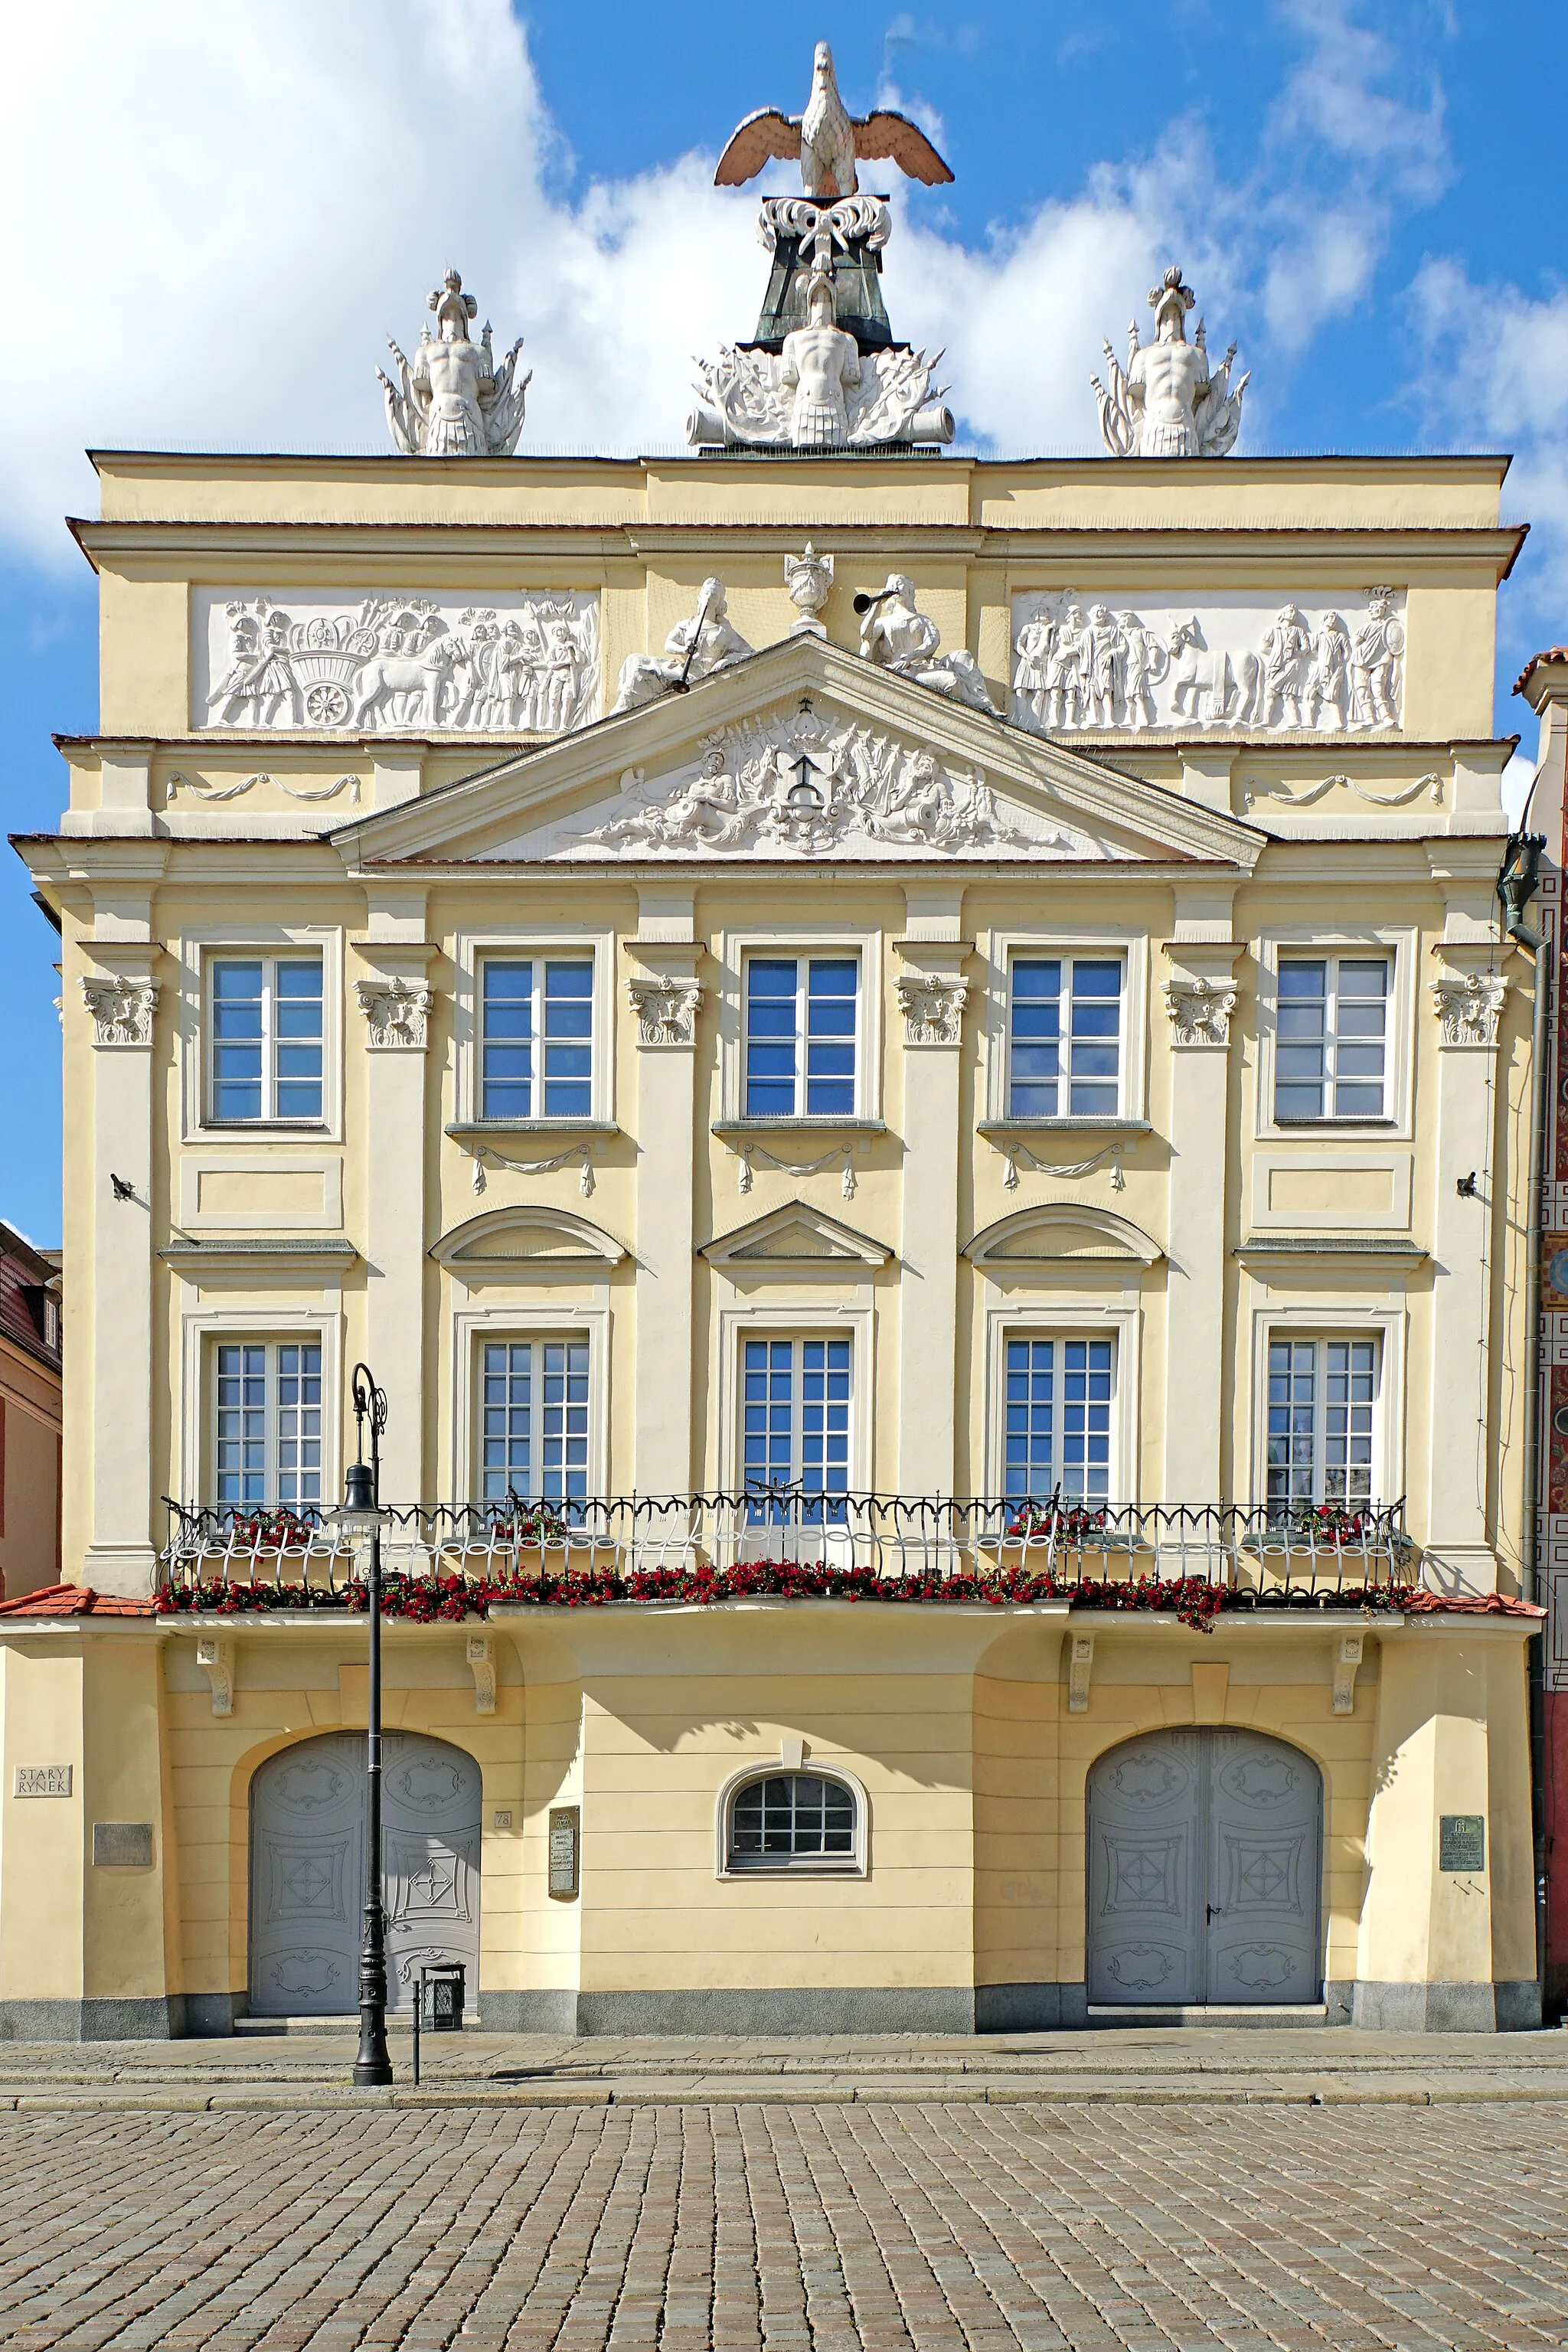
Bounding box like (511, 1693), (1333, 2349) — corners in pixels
(1093, 266), (1249, 459)
(380, 270), (531, 457)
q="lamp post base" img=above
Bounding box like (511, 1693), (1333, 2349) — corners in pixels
(354, 1997), (394, 2088)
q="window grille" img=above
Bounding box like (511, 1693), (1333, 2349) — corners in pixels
(209, 957), (323, 1122)
(480, 959), (593, 1120)
(1004, 1336), (1115, 1504)
(1008, 956), (1122, 1118)
(727, 1772), (858, 1867)
(743, 956), (858, 1117)
(1276, 956), (1389, 1120)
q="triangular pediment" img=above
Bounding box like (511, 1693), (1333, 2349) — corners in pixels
(701, 1199), (892, 1268)
(332, 636), (1263, 874)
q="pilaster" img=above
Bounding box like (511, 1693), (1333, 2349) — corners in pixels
(353, 906), (436, 1508)
(628, 889), (704, 1493)
(894, 885), (969, 1495)
(1160, 891), (1240, 1507)
(82, 936), (162, 1596)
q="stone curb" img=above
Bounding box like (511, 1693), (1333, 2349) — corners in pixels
(0, 2080), (1562, 2113)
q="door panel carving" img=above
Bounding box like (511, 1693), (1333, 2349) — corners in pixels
(250, 1731), (482, 2016)
(1087, 1729), (1321, 2006)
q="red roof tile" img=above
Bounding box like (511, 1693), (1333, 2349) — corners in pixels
(1514, 646), (1568, 697)
(0, 1584), (155, 1619)
(1404, 1589), (1544, 1619)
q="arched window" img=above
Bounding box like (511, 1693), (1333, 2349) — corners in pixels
(720, 1769), (867, 1876)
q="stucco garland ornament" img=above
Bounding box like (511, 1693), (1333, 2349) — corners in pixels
(168, 770), (361, 805)
(379, 268), (530, 456)
(1093, 266), (1249, 458)
(736, 1140), (858, 1200)
(464, 1141), (595, 1197)
(998, 1137), (1126, 1193)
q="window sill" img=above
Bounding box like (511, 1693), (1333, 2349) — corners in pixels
(1271, 1118), (1398, 1129)
(718, 1863), (867, 1880)
(446, 1121), (619, 1141)
(713, 1118), (887, 1138)
(200, 1121), (331, 1135)
(978, 1117), (1152, 1135)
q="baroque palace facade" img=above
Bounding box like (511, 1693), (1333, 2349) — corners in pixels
(0, 57), (1549, 2037)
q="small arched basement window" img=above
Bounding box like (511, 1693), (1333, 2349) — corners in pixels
(721, 1769), (866, 1875)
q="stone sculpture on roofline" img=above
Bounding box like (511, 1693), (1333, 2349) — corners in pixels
(380, 269), (531, 456)
(1093, 265), (1249, 458)
(688, 43), (956, 451)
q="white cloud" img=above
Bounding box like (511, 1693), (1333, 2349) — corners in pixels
(0, 0), (1465, 567)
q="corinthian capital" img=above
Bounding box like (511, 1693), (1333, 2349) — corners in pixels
(81, 973), (158, 1047)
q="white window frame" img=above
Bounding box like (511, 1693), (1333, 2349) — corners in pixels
(450, 1303), (609, 1505)
(1246, 1300), (1405, 1512)
(716, 925), (883, 1125)
(982, 1301), (1140, 1504)
(178, 925), (344, 1145)
(453, 927), (616, 1129)
(983, 926), (1148, 1126)
(995, 1328), (1120, 1508)
(740, 951), (862, 1122)
(1261, 1328), (1383, 1514)
(473, 1331), (594, 1508)
(1254, 927), (1413, 1143)
(208, 1334), (328, 1511)
(714, 1760), (870, 1880)
(178, 1305), (342, 1511)
(736, 1328), (857, 1506)
(715, 1303), (874, 1493)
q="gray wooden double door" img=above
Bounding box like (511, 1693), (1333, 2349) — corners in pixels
(249, 1732), (481, 2017)
(1086, 1730), (1323, 2006)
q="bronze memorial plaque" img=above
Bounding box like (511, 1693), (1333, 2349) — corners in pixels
(549, 1805), (580, 1900)
(1439, 1815), (1485, 1873)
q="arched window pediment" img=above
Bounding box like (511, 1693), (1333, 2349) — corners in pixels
(963, 1200), (1164, 1269)
(431, 1205), (629, 1272)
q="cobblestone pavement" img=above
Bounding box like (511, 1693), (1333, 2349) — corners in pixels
(0, 2102), (1565, 2350)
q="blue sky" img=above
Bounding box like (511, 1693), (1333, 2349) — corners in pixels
(2, 0), (1566, 1244)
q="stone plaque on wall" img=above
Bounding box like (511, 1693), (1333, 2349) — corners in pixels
(193, 590), (600, 736)
(548, 1805), (580, 1900)
(13, 1765), (72, 1798)
(93, 1822), (154, 1868)
(1439, 1814), (1485, 1873)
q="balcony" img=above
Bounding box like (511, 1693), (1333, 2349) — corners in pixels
(158, 1492), (1416, 1622)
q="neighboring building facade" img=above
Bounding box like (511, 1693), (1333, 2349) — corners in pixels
(0, 1223), (61, 1604)
(0, 431), (1545, 2040)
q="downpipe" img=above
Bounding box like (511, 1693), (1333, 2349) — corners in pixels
(1500, 828), (1550, 2018)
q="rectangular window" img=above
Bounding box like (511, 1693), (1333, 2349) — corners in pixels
(1266, 1335), (1380, 1511)
(1003, 1336), (1115, 1504)
(1008, 956), (1123, 1119)
(743, 956), (858, 1118)
(742, 1337), (851, 1521)
(209, 956), (323, 1123)
(480, 958), (593, 1121)
(213, 1341), (322, 1508)
(1275, 956), (1389, 1120)
(479, 1338), (590, 1504)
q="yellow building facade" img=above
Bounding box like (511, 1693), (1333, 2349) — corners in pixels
(2, 438), (1544, 2037)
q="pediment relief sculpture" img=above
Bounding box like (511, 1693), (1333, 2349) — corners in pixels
(195, 590), (599, 736)
(1011, 589), (1404, 736)
(527, 698), (1090, 864)
(379, 267), (530, 456)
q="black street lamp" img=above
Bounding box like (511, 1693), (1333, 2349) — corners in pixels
(342, 1361), (392, 2089)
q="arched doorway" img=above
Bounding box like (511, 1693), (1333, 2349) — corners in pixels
(249, 1732), (481, 2017)
(1086, 1729), (1322, 2007)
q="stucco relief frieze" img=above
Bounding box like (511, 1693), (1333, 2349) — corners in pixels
(81, 974), (158, 1047)
(1011, 588), (1405, 736)
(193, 591), (599, 736)
(530, 701), (1093, 864)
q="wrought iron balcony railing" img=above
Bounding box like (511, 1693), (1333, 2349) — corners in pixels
(159, 1491), (1413, 1605)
